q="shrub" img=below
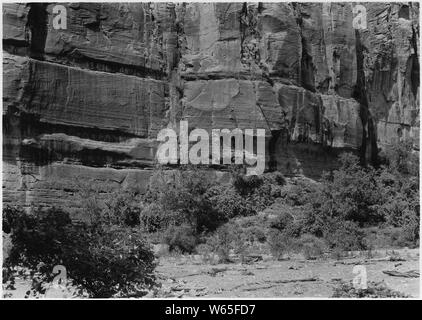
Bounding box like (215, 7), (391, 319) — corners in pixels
(300, 152), (411, 241)
(322, 153), (383, 225)
(297, 234), (327, 260)
(195, 243), (218, 264)
(140, 203), (175, 233)
(242, 225), (267, 243)
(281, 178), (319, 206)
(103, 190), (142, 227)
(267, 229), (296, 260)
(145, 166), (221, 232)
(400, 214), (420, 248)
(231, 169), (285, 211)
(363, 227), (401, 249)
(204, 223), (246, 263)
(162, 224), (197, 253)
(3, 206), (156, 298)
(267, 231), (327, 260)
(231, 167), (265, 196)
(268, 210), (294, 231)
(254, 150), (419, 255)
(206, 185), (256, 219)
(376, 173), (419, 247)
(323, 219), (366, 252)
(332, 281), (410, 298)
(264, 201), (304, 238)
(383, 138), (418, 176)
(234, 215), (269, 243)
(77, 182), (105, 225)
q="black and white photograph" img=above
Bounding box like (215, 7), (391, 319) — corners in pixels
(1, 1), (420, 302)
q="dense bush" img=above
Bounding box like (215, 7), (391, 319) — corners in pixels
(145, 166), (223, 233)
(375, 172), (419, 247)
(139, 203), (175, 233)
(280, 178), (319, 206)
(383, 138), (418, 176)
(363, 227), (416, 249)
(231, 168), (286, 212)
(297, 234), (328, 259)
(267, 230), (295, 260)
(332, 281), (409, 298)
(204, 222), (247, 262)
(266, 209), (327, 260)
(103, 189), (142, 227)
(378, 138), (419, 246)
(200, 147), (418, 256)
(144, 166), (283, 253)
(162, 224), (197, 253)
(307, 153), (383, 227)
(267, 230), (329, 260)
(232, 215), (269, 244)
(323, 219), (366, 251)
(268, 210), (294, 232)
(257, 149), (419, 255)
(205, 185), (256, 219)
(3, 206), (156, 298)
(296, 151), (419, 249)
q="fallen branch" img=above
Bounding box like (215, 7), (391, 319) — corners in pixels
(372, 256), (406, 262)
(334, 261), (374, 266)
(231, 277), (320, 291)
(334, 256), (406, 266)
(382, 270), (419, 278)
(271, 277), (320, 284)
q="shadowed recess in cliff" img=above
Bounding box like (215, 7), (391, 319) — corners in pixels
(410, 26), (420, 99)
(353, 29), (378, 166)
(27, 3), (48, 59)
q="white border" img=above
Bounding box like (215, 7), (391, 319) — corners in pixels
(0, 0), (420, 301)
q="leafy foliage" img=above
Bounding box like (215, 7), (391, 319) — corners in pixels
(332, 281), (410, 298)
(267, 229), (296, 260)
(139, 203), (175, 233)
(231, 169), (286, 211)
(162, 224), (197, 253)
(145, 166), (222, 233)
(3, 206), (156, 298)
(322, 219), (366, 251)
(204, 222), (247, 263)
(383, 138), (419, 176)
(205, 185), (255, 219)
(305, 153), (383, 227)
(103, 189), (142, 227)
(297, 152), (419, 249)
(297, 234), (327, 259)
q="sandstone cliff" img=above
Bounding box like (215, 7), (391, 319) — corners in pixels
(2, 2), (419, 211)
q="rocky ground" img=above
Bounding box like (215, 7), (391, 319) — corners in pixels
(153, 249), (420, 298)
(4, 248), (419, 299)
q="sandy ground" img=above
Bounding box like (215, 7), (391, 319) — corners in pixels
(4, 248), (419, 298)
(154, 249), (420, 298)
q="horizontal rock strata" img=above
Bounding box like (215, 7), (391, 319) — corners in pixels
(2, 2), (419, 211)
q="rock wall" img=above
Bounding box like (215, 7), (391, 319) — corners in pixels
(2, 2), (419, 211)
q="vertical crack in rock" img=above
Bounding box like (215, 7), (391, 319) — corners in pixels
(410, 26), (420, 99)
(354, 30), (378, 165)
(299, 33), (315, 92)
(27, 3), (48, 60)
(294, 4), (316, 92)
